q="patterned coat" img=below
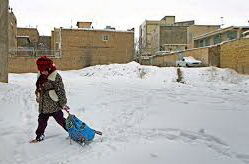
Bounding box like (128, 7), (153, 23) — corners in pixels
(36, 71), (67, 114)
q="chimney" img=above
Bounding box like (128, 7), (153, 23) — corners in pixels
(76, 22), (92, 28)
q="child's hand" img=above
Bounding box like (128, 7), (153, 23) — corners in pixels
(63, 105), (70, 112)
(35, 90), (40, 103)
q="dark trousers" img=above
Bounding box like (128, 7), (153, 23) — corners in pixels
(35, 110), (67, 139)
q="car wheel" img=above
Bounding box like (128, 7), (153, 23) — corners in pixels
(186, 64), (189, 67)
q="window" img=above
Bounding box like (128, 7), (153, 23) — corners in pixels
(103, 35), (109, 41)
(227, 31), (237, 40)
(199, 40), (204, 47)
(214, 34), (222, 44)
(204, 38), (210, 46)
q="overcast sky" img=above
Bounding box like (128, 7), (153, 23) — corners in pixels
(9, 0), (249, 38)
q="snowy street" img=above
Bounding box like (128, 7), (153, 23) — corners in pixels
(0, 62), (249, 164)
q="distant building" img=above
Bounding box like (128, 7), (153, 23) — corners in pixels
(139, 16), (179, 56)
(139, 16), (220, 56)
(17, 27), (39, 45)
(187, 25), (220, 49)
(50, 23), (134, 69)
(15, 28), (53, 56)
(194, 26), (249, 48)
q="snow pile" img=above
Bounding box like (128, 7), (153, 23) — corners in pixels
(66, 62), (178, 83)
(79, 62), (143, 79)
(181, 67), (246, 85)
(70, 62), (246, 86)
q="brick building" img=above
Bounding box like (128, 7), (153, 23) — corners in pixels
(51, 23), (134, 70)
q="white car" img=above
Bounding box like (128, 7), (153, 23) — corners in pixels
(176, 56), (202, 67)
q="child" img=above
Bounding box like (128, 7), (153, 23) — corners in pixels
(30, 56), (68, 143)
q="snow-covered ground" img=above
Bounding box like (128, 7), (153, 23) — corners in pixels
(1, 62), (249, 164)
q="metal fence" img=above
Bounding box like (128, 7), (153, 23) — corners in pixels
(9, 47), (61, 58)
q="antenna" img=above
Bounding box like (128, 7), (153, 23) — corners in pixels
(220, 17), (224, 27)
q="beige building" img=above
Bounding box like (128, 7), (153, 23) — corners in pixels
(51, 23), (134, 70)
(139, 16), (179, 56)
(139, 16), (220, 57)
(187, 25), (220, 49)
(194, 26), (249, 48)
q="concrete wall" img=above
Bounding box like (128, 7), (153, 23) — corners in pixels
(160, 26), (187, 45)
(208, 46), (220, 67)
(8, 11), (17, 53)
(151, 26), (160, 53)
(220, 38), (249, 74)
(146, 23), (159, 53)
(0, 0), (9, 83)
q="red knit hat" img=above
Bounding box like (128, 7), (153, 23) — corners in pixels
(36, 56), (55, 72)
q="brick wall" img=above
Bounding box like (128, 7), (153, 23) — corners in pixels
(56, 29), (134, 70)
(141, 46), (213, 67)
(141, 38), (249, 75)
(220, 38), (249, 74)
(185, 48), (209, 65)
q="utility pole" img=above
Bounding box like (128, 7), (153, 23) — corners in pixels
(0, 0), (9, 83)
